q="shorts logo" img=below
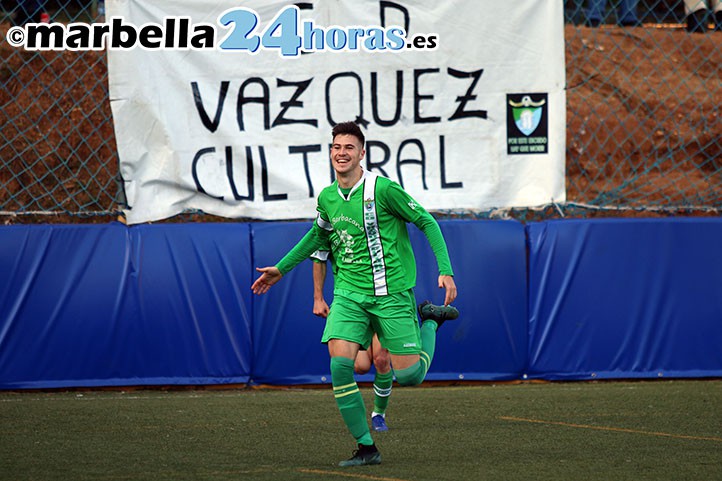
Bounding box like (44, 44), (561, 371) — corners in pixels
(403, 343), (417, 348)
(507, 93), (549, 155)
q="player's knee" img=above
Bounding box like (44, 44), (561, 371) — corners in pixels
(354, 363), (370, 375)
(354, 355), (372, 374)
(372, 350), (391, 373)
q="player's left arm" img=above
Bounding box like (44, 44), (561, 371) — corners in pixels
(312, 260), (331, 317)
(384, 182), (457, 305)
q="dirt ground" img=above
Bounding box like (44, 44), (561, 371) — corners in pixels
(1, 23), (720, 223)
(565, 24), (722, 213)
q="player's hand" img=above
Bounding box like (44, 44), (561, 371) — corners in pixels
(313, 298), (330, 318)
(251, 266), (282, 294)
(438, 275), (457, 306)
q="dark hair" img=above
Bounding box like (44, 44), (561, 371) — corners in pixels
(332, 121), (365, 147)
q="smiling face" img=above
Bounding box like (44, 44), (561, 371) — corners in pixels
(331, 133), (365, 185)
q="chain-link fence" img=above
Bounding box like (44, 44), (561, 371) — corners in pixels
(1, 1), (720, 222)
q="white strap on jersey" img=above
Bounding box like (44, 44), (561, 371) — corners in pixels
(316, 212), (333, 231)
(310, 249), (329, 262)
(362, 172), (388, 296)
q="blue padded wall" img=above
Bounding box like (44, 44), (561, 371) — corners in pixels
(249, 222), (329, 385)
(4, 217), (721, 389)
(0, 223), (252, 389)
(0, 224), (132, 388)
(409, 220), (527, 381)
(127, 224), (253, 386)
(527, 218), (722, 379)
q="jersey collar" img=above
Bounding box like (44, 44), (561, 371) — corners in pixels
(337, 169), (371, 201)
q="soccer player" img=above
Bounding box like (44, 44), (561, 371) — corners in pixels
(251, 121), (459, 467)
(311, 241), (393, 433)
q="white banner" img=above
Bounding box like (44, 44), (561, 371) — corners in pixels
(107, 0), (565, 224)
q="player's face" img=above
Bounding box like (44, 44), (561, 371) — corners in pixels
(331, 134), (365, 176)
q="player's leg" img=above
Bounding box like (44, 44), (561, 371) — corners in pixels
(369, 335), (392, 431)
(323, 290), (381, 466)
(354, 348), (372, 374)
(329, 339), (370, 445)
(374, 290), (458, 386)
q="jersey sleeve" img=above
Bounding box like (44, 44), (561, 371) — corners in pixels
(310, 235), (332, 263)
(383, 181), (455, 277)
(276, 211), (332, 275)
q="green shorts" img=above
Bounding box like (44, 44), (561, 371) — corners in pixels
(321, 288), (421, 355)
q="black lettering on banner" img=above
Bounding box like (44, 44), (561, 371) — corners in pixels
(397, 139), (427, 190)
(227, 146), (254, 201)
(380, 1), (410, 32)
(365, 140), (391, 178)
(439, 135), (462, 189)
(326, 143), (336, 184)
(371, 71), (403, 127)
(192, 147), (223, 199)
(413, 68), (441, 123)
(259, 145), (287, 201)
(288, 144), (321, 197)
(191, 146), (255, 200)
(447, 68), (487, 121)
(272, 78), (318, 128)
(237, 77), (270, 131)
(191, 81), (229, 133)
(325, 72), (363, 127)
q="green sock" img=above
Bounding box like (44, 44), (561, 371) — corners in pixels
(394, 321), (437, 386)
(419, 320), (438, 371)
(372, 370), (393, 415)
(330, 356), (374, 446)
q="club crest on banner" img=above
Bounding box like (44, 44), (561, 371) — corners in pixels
(507, 93), (549, 155)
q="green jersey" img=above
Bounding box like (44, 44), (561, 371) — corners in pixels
(310, 233), (337, 275)
(277, 171), (454, 296)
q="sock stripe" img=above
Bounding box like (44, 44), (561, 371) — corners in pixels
(333, 382), (358, 392)
(334, 387), (360, 399)
(373, 384), (392, 397)
(420, 351), (431, 367)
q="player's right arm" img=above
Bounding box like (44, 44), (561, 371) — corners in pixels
(251, 266), (282, 294)
(252, 209), (332, 295)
